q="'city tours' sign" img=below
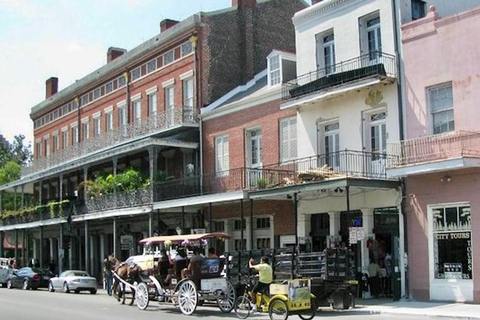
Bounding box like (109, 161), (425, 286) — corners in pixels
(434, 232), (470, 240)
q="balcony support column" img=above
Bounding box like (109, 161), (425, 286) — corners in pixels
(294, 193), (298, 250)
(0, 231), (3, 257)
(0, 190), (3, 214)
(240, 200), (244, 250)
(249, 199), (254, 250)
(209, 203), (213, 233)
(83, 167), (88, 203)
(39, 226), (44, 270)
(21, 185), (25, 209)
(13, 186), (17, 211)
(149, 147), (158, 202)
(182, 206), (185, 233)
(148, 212), (153, 237)
(84, 220), (89, 274)
(361, 208), (374, 273)
(58, 223), (64, 274)
(113, 217), (118, 259)
(22, 229), (27, 267)
(59, 174), (63, 202)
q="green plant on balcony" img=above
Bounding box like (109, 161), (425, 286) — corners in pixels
(257, 178), (267, 189)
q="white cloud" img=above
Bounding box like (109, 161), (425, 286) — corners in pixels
(0, 0), (38, 18)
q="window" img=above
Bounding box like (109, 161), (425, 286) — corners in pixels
(234, 219), (246, 230)
(71, 126), (79, 145)
(147, 59), (156, 73)
(53, 134), (59, 151)
(148, 92), (157, 117)
(105, 82), (113, 94)
(235, 239), (247, 251)
(213, 221), (225, 232)
(320, 122), (340, 167)
(118, 75), (126, 87)
(44, 138), (50, 157)
(133, 99), (142, 125)
(105, 111), (113, 131)
(81, 94), (89, 106)
(256, 238), (271, 249)
(428, 83), (454, 134)
(215, 135), (229, 175)
(164, 50), (174, 65)
(268, 55), (281, 86)
(183, 78), (194, 107)
(93, 117), (101, 137)
(82, 121), (89, 141)
(71, 100), (78, 110)
(432, 205), (471, 279)
(367, 16), (382, 60)
(323, 34), (335, 74)
(256, 218), (270, 229)
(62, 130), (68, 149)
(165, 86), (175, 126)
(181, 42), (193, 57)
(93, 88), (100, 100)
(35, 142), (41, 158)
(131, 68), (141, 81)
(280, 117), (297, 162)
(412, 0), (426, 20)
(118, 104), (127, 127)
(370, 112), (387, 157)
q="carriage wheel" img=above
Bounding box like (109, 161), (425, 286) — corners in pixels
(177, 280), (198, 315)
(218, 280), (236, 313)
(298, 298), (317, 320)
(136, 282), (149, 310)
(269, 298), (289, 320)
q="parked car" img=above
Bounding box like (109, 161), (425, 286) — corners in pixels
(7, 267), (53, 290)
(48, 270), (97, 294)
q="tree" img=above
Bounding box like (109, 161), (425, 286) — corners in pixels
(0, 161), (21, 185)
(0, 134), (32, 168)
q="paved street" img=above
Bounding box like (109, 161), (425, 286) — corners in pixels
(0, 287), (467, 320)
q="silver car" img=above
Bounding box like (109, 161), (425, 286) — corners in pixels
(48, 270), (97, 294)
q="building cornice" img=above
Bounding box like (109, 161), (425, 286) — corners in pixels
(31, 14), (201, 117)
(293, 0), (357, 26)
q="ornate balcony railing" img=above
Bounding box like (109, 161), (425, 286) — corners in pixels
(387, 131), (480, 168)
(22, 105), (198, 176)
(282, 51), (396, 101)
(264, 149), (395, 181)
(85, 187), (153, 213)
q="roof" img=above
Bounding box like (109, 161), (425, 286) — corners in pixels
(139, 232), (231, 244)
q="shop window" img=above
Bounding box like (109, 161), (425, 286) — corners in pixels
(432, 205), (471, 279)
(256, 238), (271, 249)
(213, 221), (225, 232)
(234, 219), (246, 230)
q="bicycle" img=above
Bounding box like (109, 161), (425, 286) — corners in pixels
(235, 274), (317, 320)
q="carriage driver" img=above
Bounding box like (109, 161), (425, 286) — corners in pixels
(249, 256), (272, 312)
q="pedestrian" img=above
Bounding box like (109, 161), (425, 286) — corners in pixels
(103, 254), (113, 296)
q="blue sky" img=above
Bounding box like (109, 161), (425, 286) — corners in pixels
(0, 0), (311, 146)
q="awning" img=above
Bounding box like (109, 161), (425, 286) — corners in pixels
(139, 232), (231, 244)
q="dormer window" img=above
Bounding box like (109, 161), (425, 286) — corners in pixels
(268, 55), (281, 86)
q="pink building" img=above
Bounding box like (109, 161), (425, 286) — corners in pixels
(388, 5), (480, 302)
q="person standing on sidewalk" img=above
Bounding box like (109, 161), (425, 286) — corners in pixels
(103, 254), (113, 296)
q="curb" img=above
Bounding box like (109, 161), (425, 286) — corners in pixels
(355, 307), (480, 320)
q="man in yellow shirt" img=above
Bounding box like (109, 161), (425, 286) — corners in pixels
(249, 256), (273, 312)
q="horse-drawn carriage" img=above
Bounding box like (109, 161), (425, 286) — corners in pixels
(109, 232), (236, 315)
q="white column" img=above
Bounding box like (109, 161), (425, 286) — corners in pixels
(361, 208), (374, 273)
(297, 213), (309, 239)
(224, 220), (232, 252)
(398, 205), (406, 298)
(49, 238), (54, 263)
(329, 211), (341, 236)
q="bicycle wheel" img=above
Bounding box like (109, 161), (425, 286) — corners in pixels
(269, 298), (289, 320)
(298, 298), (317, 320)
(235, 295), (252, 319)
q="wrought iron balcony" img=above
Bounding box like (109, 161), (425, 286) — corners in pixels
(84, 187), (153, 213)
(282, 51), (396, 101)
(22, 105), (198, 176)
(387, 131), (480, 169)
(263, 149), (395, 182)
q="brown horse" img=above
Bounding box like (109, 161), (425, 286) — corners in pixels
(107, 255), (142, 304)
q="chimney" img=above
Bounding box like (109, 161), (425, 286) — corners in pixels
(107, 47), (127, 63)
(232, 0), (256, 9)
(311, 0), (324, 5)
(160, 19), (179, 33)
(45, 77), (58, 99)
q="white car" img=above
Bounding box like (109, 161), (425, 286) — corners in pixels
(48, 270), (97, 294)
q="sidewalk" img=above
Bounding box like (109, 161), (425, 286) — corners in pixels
(352, 298), (480, 319)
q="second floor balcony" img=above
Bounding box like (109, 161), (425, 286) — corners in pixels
(1, 150), (395, 227)
(282, 51), (396, 106)
(387, 131), (480, 177)
(22, 105), (198, 177)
